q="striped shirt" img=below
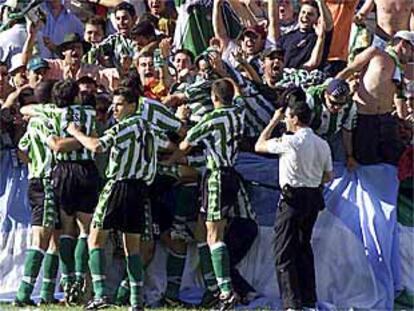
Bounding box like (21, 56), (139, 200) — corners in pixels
(186, 106), (245, 171)
(306, 83), (357, 138)
(18, 116), (55, 179)
(235, 84), (279, 138)
(137, 97), (182, 150)
(225, 63), (280, 138)
(184, 78), (215, 124)
(33, 104), (96, 161)
(99, 114), (157, 184)
(137, 97), (182, 133)
(85, 33), (137, 70)
(277, 68), (327, 90)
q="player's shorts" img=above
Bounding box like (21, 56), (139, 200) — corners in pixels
(92, 179), (150, 234)
(29, 178), (58, 229)
(201, 167), (241, 222)
(52, 160), (100, 215)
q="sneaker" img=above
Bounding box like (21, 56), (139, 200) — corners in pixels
(68, 280), (85, 305)
(38, 297), (60, 306)
(217, 292), (237, 311)
(128, 305), (144, 311)
(199, 289), (220, 308)
(170, 223), (194, 242)
(62, 281), (74, 306)
(84, 297), (111, 310)
(13, 298), (37, 307)
(159, 296), (195, 309)
(238, 290), (260, 305)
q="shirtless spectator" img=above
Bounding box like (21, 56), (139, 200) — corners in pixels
(337, 31), (414, 166)
(355, 0), (414, 49)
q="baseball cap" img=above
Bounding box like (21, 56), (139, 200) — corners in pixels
(8, 53), (25, 75)
(4, 0), (29, 10)
(262, 46), (284, 60)
(27, 56), (49, 72)
(394, 30), (414, 47)
(326, 79), (350, 100)
(239, 25), (267, 40)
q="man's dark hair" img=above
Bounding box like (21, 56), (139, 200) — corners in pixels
(18, 87), (37, 107)
(174, 49), (195, 64)
(114, 2), (136, 18)
(139, 12), (159, 26)
(131, 20), (156, 39)
(300, 0), (320, 15)
(77, 75), (97, 87)
(284, 87), (311, 125)
(0, 61), (7, 68)
(113, 87), (136, 105)
(85, 16), (106, 35)
(79, 92), (96, 107)
(52, 79), (79, 108)
(211, 79), (235, 105)
(120, 70), (143, 98)
(34, 80), (57, 103)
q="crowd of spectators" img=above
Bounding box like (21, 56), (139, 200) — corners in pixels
(0, 0), (413, 310)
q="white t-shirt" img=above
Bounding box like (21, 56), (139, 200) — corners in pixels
(266, 127), (333, 188)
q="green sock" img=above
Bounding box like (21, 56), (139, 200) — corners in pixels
(165, 249), (186, 299)
(16, 248), (44, 301)
(126, 254), (144, 307)
(210, 242), (232, 295)
(197, 242), (219, 292)
(114, 273), (130, 306)
(74, 236), (88, 284)
(59, 235), (76, 286)
(40, 252), (59, 301)
(89, 248), (106, 299)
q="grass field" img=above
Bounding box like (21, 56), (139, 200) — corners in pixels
(0, 304), (191, 311)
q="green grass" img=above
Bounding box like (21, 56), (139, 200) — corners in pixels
(0, 305), (190, 311)
(0, 302), (200, 311)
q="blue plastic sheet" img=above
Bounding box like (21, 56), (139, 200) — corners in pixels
(0, 151), (402, 309)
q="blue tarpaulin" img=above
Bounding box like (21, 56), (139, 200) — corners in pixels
(0, 150), (408, 309)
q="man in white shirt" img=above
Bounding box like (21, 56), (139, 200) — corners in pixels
(255, 87), (333, 310)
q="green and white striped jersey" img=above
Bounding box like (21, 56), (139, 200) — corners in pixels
(277, 68), (327, 89)
(137, 97), (182, 133)
(99, 114), (157, 184)
(33, 104), (97, 162)
(18, 116), (55, 179)
(184, 78), (214, 123)
(235, 85), (278, 138)
(186, 105), (245, 171)
(306, 83), (357, 139)
(225, 63), (280, 138)
(85, 33), (137, 70)
(137, 97), (182, 150)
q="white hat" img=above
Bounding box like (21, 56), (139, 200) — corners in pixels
(8, 53), (26, 74)
(394, 30), (414, 46)
(3, 0), (27, 10)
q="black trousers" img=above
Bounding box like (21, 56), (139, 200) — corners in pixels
(353, 113), (404, 166)
(274, 185), (324, 309)
(225, 217), (258, 297)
